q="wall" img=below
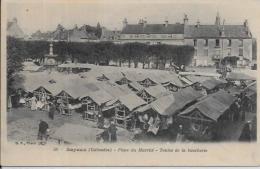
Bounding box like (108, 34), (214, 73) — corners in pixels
(184, 38), (253, 66)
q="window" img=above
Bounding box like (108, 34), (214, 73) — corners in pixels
(204, 49), (208, 56)
(216, 39), (220, 47)
(146, 34), (150, 38)
(205, 39), (208, 46)
(168, 34), (172, 38)
(194, 39), (197, 46)
(129, 35), (133, 38)
(135, 34), (139, 38)
(228, 39), (232, 47)
(239, 48), (243, 56)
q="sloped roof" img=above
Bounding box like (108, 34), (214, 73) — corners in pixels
(119, 93), (146, 111)
(201, 78), (225, 90)
(117, 84), (133, 94)
(150, 94), (176, 116)
(180, 96), (229, 122)
(137, 87), (202, 116)
(226, 72), (256, 81)
(88, 90), (114, 106)
(58, 63), (91, 69)
(211, 90), (236, 107)
(173, 87), (203, 105)
(144, 85), (169, 98)
(123, 71), (146, 82)
(147, 73), (182, 85)
(184, 75), (213, 84)
(122, 23), (184, 34)
(102, 72), (124, 82)
(184, 25), (251, 38)
(128, 81), (144, 92)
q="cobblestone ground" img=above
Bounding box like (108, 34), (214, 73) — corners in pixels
(7, 107), (134, 144)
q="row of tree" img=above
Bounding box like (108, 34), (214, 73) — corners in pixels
(11, 38), (194, 68)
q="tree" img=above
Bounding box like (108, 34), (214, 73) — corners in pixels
(7, 37), (25, 95)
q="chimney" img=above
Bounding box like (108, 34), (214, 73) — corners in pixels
(196, 20), (200, 28)
(123, 18), (128, 28)
(244, 19), (251, 36)
(215, 12), (221, 26)
(143, 17), (147, 27)
(244, 19), (248, 28)
(165, 17), (169, 27)
(183, 14), (188, 25)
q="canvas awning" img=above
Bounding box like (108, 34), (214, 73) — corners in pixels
(88, 90), (114, 106)
(201, 78), (226, 90)
(119, 93), (147, 111)
(144, 85), (169, 98)
(226, 72), (256, 81)
(128, 81), (144, 92)
(180, 96), (230, 122)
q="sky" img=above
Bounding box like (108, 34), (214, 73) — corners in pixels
(5, 0), (260, 38)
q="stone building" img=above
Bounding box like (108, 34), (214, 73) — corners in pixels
(184, 13), (253, 66)
(119, 18), (185, 45)
(119, 13), (255, 67)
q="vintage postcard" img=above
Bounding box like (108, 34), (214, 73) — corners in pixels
(1, 0), (260, 166)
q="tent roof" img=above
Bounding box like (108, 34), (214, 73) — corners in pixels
(146, 72), (183, 86)
(226, 72), (256, 81)
(150, 94), (176, 116)
(119, 93), (146, 111)
(102, 72), (124, 82)
(211, 90), (236, 107)
(88, 90), (114, 106)
(123, 71), (146, 82)
(58, 63), (91, 69)
(144, 85), (169, 98)
(180, 96), (229, 122)
(201, 78), (226, 90)
(128, 81), (144, 92)
(137, 87), (202, 116)
(184, 75), (213, 84)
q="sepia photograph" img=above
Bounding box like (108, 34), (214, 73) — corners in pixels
(1, 0), (259, 166)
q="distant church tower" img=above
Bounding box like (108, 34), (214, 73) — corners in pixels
(44, 42), (58, 70)
(215, 12), (221, 26)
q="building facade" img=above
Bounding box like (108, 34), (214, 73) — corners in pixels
(119, 18), (185, 45)
(7, 18), (25, 39)
(119, 14), (255, 66)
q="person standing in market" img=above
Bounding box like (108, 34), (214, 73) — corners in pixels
(108, 121), (117, 142)
(176, 125), (185, 142)
(48, 102), (56, 120)
(38, 120), (49, 141)
(239, 121), (252, 142)
(97, 112), (104, 128)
